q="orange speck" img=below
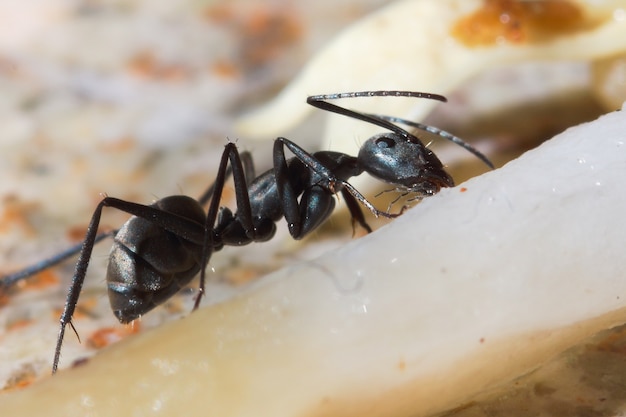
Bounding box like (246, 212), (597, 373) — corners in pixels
(397, 359), (406, 371)
(87, 322), (141, 350)
(7, 319), (34, 332)
(126, 51), (157, 77)
(592, 326), (626, 355)
(203, 3), (235, 22)
(0, 194), (40, 236)
(451, 0), (588, 47)
(239, 8), (303, 66)
(126, 51), (189, 81)
(211, 60), (241, 79)
(202, 5), (303, 71)
(459, 187), (468, 192)
(15, 269), (59, 291)
(0, 291), (9, 308)
(1, 366), (37, 392)
(101, 136), (137, 153)
(66, 225), (89, 243)
(224, 266), (264, 286)
(221, 184), (236, 204)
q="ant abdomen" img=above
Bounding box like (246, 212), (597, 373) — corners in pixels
(107, 195), (206, 322)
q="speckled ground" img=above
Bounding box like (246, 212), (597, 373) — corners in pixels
(0, 0), (392, 388)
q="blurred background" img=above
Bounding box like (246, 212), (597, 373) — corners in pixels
(1, 1), (626, 416)
(0, 0), (399, 389)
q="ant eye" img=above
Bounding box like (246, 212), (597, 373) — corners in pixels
(375, 137), (396, 148)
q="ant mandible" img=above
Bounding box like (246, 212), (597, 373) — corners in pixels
(0, 90), (493, 374)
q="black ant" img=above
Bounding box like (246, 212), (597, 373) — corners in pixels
(0, 90), (493, 374)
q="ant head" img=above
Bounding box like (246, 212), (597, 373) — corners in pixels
(358, 132), (454, 196)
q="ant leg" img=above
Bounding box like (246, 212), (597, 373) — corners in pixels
(53, 199), (108, 374)
(339, 181), (404, 219)
(273, 138), (338, 238)
(277, 137), (403, 219)
(0, 230), (116, 289)
(274, 137), (397, 236)
(197, 150), (255, 206)
(340, 189), (372, 234)
(195, 143), (257, 309)
(274, 137), (388, 239)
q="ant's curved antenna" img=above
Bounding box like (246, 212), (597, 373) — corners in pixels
(307, 91), (445, 145)
(307, 91), (492, 169)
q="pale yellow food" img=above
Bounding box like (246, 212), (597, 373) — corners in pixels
(592, 53), (626, 109)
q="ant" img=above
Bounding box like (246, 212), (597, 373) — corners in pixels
(0, 90), (493, 374)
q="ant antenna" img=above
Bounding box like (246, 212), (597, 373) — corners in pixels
(307, 91), (445, 145)
(307, 90), (493, 169)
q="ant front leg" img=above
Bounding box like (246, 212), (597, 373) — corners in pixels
(340, 181), (406, 219)
(340, 189), (372, 234)
(273, 138), (339, 238)
(273, 137), (379, 238)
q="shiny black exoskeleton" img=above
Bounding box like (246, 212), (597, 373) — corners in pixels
(0, 91), (492, 373)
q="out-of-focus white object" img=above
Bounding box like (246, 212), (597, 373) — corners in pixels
(1, 102), (625, 416)
(237, 0), (626, 160)
(593, 53), (626, 109)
